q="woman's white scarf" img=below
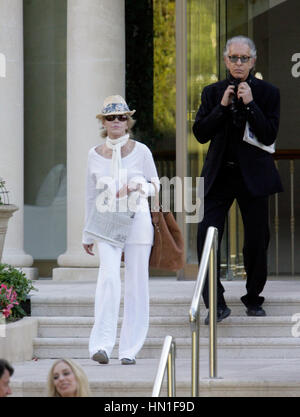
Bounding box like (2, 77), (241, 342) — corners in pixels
(105, 134), (129, 182)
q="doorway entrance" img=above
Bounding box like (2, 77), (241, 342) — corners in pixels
(182, 0), (300, 279)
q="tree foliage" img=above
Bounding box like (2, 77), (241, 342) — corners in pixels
(153, 0), (176, 145)
(125, 0), (176, 149)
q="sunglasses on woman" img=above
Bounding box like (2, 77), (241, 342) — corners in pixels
(104, 115), (128, 122)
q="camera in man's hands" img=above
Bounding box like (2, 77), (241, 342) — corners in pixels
(229, 78), (242, 114)
(228, 78), (245, 127)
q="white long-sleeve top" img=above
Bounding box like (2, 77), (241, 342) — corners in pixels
(82, 140), (160, 245)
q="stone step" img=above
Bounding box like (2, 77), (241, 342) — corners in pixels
(37, 316), (191, 339)
(10, 279), (300, 397)
(31, 297), (192, 318)
(31, 296), (300, 318)
(10, 358), (188, 397)
(30, 279), (300, 317)
(33, 337), (190, 359)
(11, 378), (189, 398)
(36, 316), (296, 339)
(33, 336), (300, 360)
(10, 357), (300, 397)
(202, 316), (296, 337)
(200, 337), (300, 359)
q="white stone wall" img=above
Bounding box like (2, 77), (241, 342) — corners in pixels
(57, 0), (126, 270)
(0, 0), (33, 268)
(0, 0), (126, 275)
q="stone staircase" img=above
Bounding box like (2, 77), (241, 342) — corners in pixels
(32, 281), (192, 360)
(10, 278), (300, 397)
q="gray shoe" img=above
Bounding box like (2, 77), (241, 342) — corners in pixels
(121, 358), (136, 365)
(92, 350), (109, 364)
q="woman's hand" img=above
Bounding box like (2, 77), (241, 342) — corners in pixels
(116, 183), (145, 198)
(83, 243), (94, 256)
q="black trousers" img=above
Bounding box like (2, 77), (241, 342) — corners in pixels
(197, 164), (270, 309)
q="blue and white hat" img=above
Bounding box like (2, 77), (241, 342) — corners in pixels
(96, 95), (136, 119)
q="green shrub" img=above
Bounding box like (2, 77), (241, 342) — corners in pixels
(0, 263), (38, 319)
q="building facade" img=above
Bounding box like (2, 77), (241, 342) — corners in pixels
(0, 0), (299, 280)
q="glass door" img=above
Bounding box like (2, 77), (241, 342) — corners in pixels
(185, 0), (228, 278)
(185, 0), (299, 279)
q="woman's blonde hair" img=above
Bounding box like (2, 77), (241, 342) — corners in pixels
(47, 358), (91, 397)
(98, 115), (136, 138)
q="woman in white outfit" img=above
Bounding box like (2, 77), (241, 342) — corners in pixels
(82, 95), (159, 365)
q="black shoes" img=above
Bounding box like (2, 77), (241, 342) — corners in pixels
(204, 304), (266, 324)
(121, 358), (136, 365)
(204, 306), (231, 325)
(246, 306), (266, 317)
(92, 349), (109, 364)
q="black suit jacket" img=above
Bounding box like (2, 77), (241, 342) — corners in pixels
(193, 74), (283, 197)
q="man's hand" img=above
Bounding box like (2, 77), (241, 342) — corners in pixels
(221, 85), (236, 106)
(83, 243), (94, 256)
(237, 82), (253, 105)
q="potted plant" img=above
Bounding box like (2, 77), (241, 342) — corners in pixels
(0, 264), (38, 363)
(0, 263), (37, 322)
(0, 177), (18, 262)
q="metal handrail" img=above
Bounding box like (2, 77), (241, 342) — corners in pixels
(189, 226), (218, 397)
(152, 335), (176, 397)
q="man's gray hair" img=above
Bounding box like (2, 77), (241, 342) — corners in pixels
(224, 36), (257, 59)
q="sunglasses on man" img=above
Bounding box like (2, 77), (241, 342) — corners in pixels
(228, 55), (251, 63)
(104, 115), (128, 122)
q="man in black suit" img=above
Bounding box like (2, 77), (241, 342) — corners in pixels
(193, 36), (283, 323)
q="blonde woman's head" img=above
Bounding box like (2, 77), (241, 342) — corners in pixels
(47, 359), (91, 397)
(98, 114), (136, 138)
(96, 95), (136, 139)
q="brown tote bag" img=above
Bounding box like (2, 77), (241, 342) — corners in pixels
(149, 183), (184, 271)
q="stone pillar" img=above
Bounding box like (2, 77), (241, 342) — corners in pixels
(0, 0), (36, 277)
(55, 0), (125, 279)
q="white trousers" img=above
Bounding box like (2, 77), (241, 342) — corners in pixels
(89, 241), (152, 360)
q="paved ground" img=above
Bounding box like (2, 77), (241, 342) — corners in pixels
(11, 356), (300, 383)
(11, 356), (300, 397)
